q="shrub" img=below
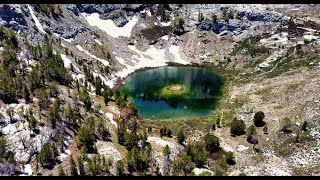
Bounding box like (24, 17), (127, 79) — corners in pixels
(230, 118), (246, 136)
(281, 117), (292, 133)
(302, 121), (308, 131)
(177, 130), (185, 145)
(204, 133), (220, 153)
(253, 111), (265, 127)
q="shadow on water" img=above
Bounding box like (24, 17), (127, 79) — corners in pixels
(119, 66), (224, 119)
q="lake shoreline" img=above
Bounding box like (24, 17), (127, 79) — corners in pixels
(118, 66), (224, 120)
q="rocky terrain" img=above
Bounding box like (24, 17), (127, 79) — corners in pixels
(0, 4), (320, 176)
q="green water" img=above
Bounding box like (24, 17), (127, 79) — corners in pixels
(119, 66), (224, 119)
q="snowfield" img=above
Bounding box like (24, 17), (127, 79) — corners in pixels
(168, 45), (189, 65)
(81, 13), (138, 38)
(115, 45), (167, 79)
(113, 44), (189, 86)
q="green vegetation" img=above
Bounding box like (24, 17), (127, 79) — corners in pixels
(246, 125), (257, 142)
(69, 155), (78, 176)
(116, 160), (125, 176)
(230, 118), (246, 136)
(0, 137), (8, 162)
(77, 156), (85, 176)
(159, 84), (189, 98)
(85, 154), (110, 176)
(281, 117), (292, 133)
(160, 126), (172, 138)
(177, 130), (185, 145)
(172, 152), (195, 176)
(57, 165), (66, 176)
(38, 143), (58, 167)
(254, 111), (265, 127)
(126, 145), (152, 174)
(231, 36), (269, 57)
(204, 133), (220, 153)
(185, 142), (208, 167)
(302, 121), (308, 131)
(163, 144), (170, 156)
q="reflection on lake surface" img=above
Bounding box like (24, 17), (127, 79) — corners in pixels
(119, 66), (224, 119)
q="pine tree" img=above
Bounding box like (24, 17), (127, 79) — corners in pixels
(177, 130), (185, 145)
(69, 155), (78, 176)
(28, 108), (37, 130)
(57, 165), (66, 176)
(0, 137), (8, 162)
(5, 107), (14, 123)
(22, 83), (31, 103)
(163, 144), (170, 156)
(77, 156), (85, 176)
(116, 160), (124, 176)
(302, 121), (308, 131)
(172, 153), (195, 176)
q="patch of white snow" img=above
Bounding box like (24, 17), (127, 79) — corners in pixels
(27, 5), (46, 34)
(81, 13), (138, 38)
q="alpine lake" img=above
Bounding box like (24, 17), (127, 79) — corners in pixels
(119, 66), (224, 120)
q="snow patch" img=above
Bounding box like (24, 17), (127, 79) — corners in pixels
(53, 33), (74, 43)
(94, 39), (103, 45)
(76, 44), (109, 66)
(140, 9), (152, 17)
(160, 21), (172, 26)
(23, 164), (33, 176)
(60, 54), (71, 68)
(161, 35), (169, 41)
(58, 149), (71, 161)
(115, 45), (167, 79)
(105, 112), (117, 127)
(27, 5), (46, 34)
(193, 168), (214, 176)
(81, 13), (138, 38)
(237, 145), (249, 152)
(303, 34), (319, 41)
(168, 45), (189, 65)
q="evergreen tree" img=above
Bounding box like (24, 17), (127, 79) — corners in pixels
(253, 111), (265, 127)
(77, 156), (85, 176)
(0, 137), (8, 162)
(263, 125), (268, 134)
(185, 142), (208, 167)
(163, 144), (170, 156)
(28, 108), (37, 130)
(57, 165), (66, 176)
(204, 133), (220, 153)
(5, 106), (14, 123)
(22, 83), (31, 103)
(177, 130), (185, 145)
(116, 160), (125, 176)
(69, 155), (78, 176)
(230, 118), (246, 136)
(172, 153), (195, 176)
(302, 121), (308, 131)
